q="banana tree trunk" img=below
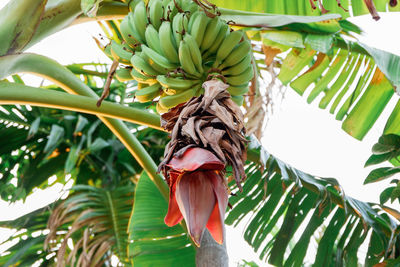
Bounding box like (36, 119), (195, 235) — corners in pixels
(196, 229), (229, 267)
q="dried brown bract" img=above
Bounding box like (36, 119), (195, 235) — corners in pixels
(158, 79), (247, 191)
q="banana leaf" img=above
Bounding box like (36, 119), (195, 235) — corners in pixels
(232, 136), (400, 265)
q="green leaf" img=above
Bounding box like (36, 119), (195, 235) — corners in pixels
(81, 0), (103, 17)
(380, 187), (395, 204)
(364, 167), (400, 184)
(89, 137), (109, 152)
(128, 172), (195, 267)
(213, 0), (398, 19)
(360, 43), (400, 90)
(74, 115), (89, 134)
(43, 124), (64, 153)
(262, 31), (304, 48)
(27, 117), (40, 139)
(0, 0), (46, 55)
(234, 137), (398, 265)
(304, 34), (333, 54)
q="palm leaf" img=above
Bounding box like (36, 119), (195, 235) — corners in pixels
(212, 0), (400, 19)
(228, 136), (400, 265)
(244, 26), (400, 140)
(0, 206), (55, 266)
(128, 172), (196, 267)
(45, 184), (134, 266)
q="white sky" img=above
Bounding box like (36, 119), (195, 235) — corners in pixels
(0, 1), (399, 265)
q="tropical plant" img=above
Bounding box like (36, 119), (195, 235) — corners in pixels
(0, 0), (400, 266)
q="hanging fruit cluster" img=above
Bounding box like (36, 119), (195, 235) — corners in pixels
(110, 0), (253, 113)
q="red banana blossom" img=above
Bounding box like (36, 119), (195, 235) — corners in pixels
(164, 147), (228, 247)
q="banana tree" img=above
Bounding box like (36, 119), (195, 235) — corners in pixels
(1, 0), (400, 266)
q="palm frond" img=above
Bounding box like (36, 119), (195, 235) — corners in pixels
(212, 0), (400, 20)
(227, 136), (400, 265)
(45, 184), (134, 266)
(247, 27), (400, 140)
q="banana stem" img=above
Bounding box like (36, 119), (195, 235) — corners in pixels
(0, 53), (169, 200)
(0, 83), (164, 132)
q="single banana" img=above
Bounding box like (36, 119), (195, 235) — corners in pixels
(115, 67), (134, 82)
(156, 101), (169, 113)
(145, 24), (163, 55)
(183, 34), (203, 73)
(133, 1), (147, 42)
(231, 95), (244, 106)
(172, 13), (188, 47)
(225, 66), (253, 87)
(221, 53), (252, 76)
(189, 12), (210, 46)
(159, 87), (197, 109)
(188, 11), (200, 32)
(214, 30), (244, 67)
(159, 21), (180, 64)
(182, 0), (198, 15)
(202, 22), (229, 58)
(119, 16), (140, 49)
(141, 45), (178, 74)
(131, 53), (159, 76)
(164, 0), (178, 20)
(149, 0), (163, 30)
(227, 85), (249, 96)
(128, 0), (142, 12)
(110, 40), (133, 64)
(135, 83), (162, 102)
(200, 17), (221, 51)
(157, 75), (200, 90)
(127, 13), (144, 43)
(219, 40), (251, 69)
(131, 68), (158, 84)
(178, 41), (201, 77)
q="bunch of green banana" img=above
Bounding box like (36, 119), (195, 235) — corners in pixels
(108, 0), (253, 112)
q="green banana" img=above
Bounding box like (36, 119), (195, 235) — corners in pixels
(133, 1), (147, 42)
(119, 16), (140, 49)
(227, 85), (249, 96)
(149, 0), (163, 30)
(225, 66), (254, 87)
(200, 17), (221, 51)
(135, 83), (162, 102)
(156, 101), (169, 113)
(159, 87), (197, 109)
(128, 0), (142, 12)
(127, 13), (144, 43)
(188, 11), (200, 32)
(220, 40), (251, 69)
(131, 68), (157, 84)
(214, 30), (244, 67)
(164, 0), (178, 20)
(178, 41), (200, 77)
(110, 40), (133, 64)
(145, 24), (163, 55)
(231, 95), (244, 106)
(221, 53), (252, 76)
(182, 0), (198, 15)
(172, 13), (188, 47)
(101, 43), (113, 59)
(203, 22), (229, 58)
(183, 34), (203, 73)
(141, 45), (178, 74)
(115, 67), (134, 82)
(189, 12), (210, 46)
(131, 53), (159, 76)
(157, 75), (200, 90)
(159, 21), (180, 64)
